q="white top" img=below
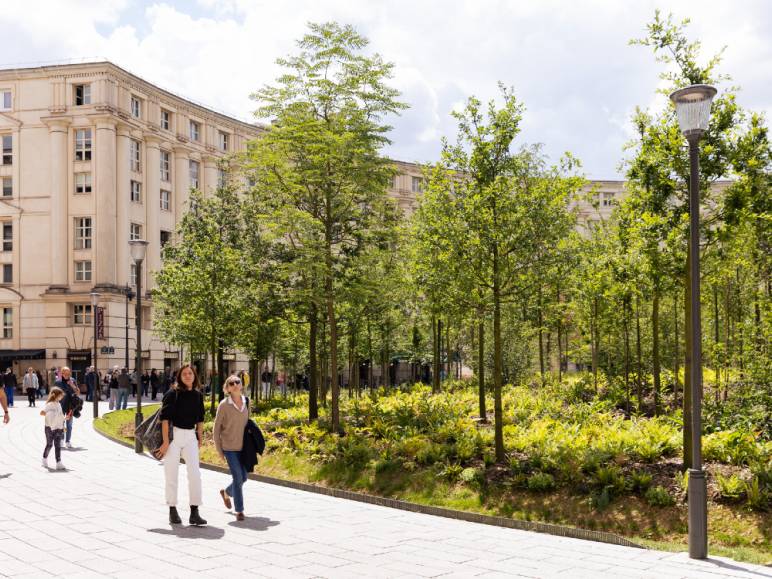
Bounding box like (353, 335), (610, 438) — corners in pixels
(43, 401), (65, 430)
(226, 395), (247, 413)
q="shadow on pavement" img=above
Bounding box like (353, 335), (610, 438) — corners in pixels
(704, 558), (772, 578)
(226, 516), (280, 532)
(0, 473), (10, 479)
(65, 447), (88, 452)
(148, 526), (226, 540)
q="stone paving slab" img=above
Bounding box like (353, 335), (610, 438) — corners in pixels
(1, 403), (770, 578)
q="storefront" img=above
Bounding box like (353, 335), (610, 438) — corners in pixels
(67, 349), (91, 385)
(0, 349), (46, 375)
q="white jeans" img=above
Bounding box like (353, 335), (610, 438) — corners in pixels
(164, 427), (202, 507)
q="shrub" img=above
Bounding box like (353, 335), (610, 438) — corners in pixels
(716, 473), (746, 502)
(592, 465), (626, 496)
(703, 430), (763, 466)
(338, 438), (373, 469)
(460, 467), (484, 490)
(590, 487), (612, 510)
(630, 470), (653, 494)
(439, 463), (464, 482)
(745, 477), (769, 511)
(645, 486), (675, 507)
(527, 472), (556, 492)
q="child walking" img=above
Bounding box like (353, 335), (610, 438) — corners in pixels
(41, 387), (66, 470)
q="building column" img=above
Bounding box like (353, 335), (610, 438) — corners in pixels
(116, 125), (131, 287)
(203, 156), (218, 195)
(95, 118), (117, 288)
(46, 118), (70, 289)
(173, 146), (190, 221)
(144, 135), (161, 288)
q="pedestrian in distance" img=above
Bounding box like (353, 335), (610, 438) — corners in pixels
(23, 367), (39, 407)
(108, 366), (120, 410)
(3, 368), (16, 408)
(156, 363), (207, 527)
(35, 369), (45, 399)
(85, 366), (97, 402)
(41, 387), (66, 470)
(150, 368), (159, 401)
(117, 368), (130, 410)
(141, 369), (150, 398)
(214, 375), (250, 521)
(55, 367), (79, 449)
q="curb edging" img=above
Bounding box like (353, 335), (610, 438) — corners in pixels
(93, 420), (644, 550)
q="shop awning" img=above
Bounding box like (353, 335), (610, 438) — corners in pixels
(0, 349), (46, 361)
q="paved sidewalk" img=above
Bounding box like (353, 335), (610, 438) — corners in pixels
(0, 404), (770, 578)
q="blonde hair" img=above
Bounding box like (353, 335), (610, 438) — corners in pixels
(47, 387), (64, 403)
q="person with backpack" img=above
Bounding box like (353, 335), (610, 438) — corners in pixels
(155, 364), (207, 527)
(56, 367), (80, 449)
(213, 375), (250, 521)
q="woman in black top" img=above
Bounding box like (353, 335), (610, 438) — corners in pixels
(156, 364), (207, 526)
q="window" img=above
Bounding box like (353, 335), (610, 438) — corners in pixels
(74, 173), (92, 194)
(2, 135), (11, 165)
(75, 129), (91, 161)
(129, 263), (137, 287)
(160, 189), (171, 211)
(217, 168), (226, 188)
(602, 192), (616, 207)
(74, 260), (92, 282)
(130, 223), (142, 241)
(411, 176), (423, 193)
(160, 150), (170, 181)
(74, 217), (92, 250)
(73, 304), (92, 325)
(218, 131), (229, 151)
(130, 139), (141, 172)
(2, 177), (11, 197)
(189, 160), (199, 188)
(2, 264), (11, 284)
(1, 91), (10, 110)
(2, 222), (11, 251)
(160, 230), (171, 248)
(130, 180), (142, 203)
(74, 84), (91, 106)
(131, 96), (141, 118)
(189, 120), (200, 142)
(161, 109), (171, 131)
(390, 175), (397, 189)
(2, 308), (11, 338)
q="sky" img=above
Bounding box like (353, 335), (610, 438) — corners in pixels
(2, 0), (770, 179)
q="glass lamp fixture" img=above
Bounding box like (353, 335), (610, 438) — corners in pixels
(669, 84), (717, 137)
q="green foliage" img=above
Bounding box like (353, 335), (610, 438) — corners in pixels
(630, 470), (654, 494)
(645, 486), (675, 507)
(716, 473), (746, 502)
(527, 472), (556, 492)
(703, 430), (768, 466)
(745, 477), (769, 512)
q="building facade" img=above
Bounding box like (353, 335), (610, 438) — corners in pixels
(0, 61), (260, 382)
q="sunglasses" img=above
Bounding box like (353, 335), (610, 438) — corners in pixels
(227, 379), (242, 386)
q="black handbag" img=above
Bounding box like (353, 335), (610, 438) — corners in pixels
(135, 391), (177, 458)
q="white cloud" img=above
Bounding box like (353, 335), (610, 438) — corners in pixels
(0, 0), (769, 177)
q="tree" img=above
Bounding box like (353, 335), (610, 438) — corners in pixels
(247, 22), (406, 432)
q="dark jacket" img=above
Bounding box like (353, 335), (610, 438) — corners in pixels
(3, 372), (16, 389)
(240, 419), (265, 472)
(56, 379), (78, 415)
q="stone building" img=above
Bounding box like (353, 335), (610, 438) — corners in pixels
(0, 61), (260, 382)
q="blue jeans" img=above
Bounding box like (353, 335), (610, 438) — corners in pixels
(64, 417), (73, 444)
(224, 450), (248, 513)
(117, 388), (129, 410)
(4, 386), (13, 407)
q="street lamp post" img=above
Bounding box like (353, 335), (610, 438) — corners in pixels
(670, 83), (717, 560)
(90, 290), (99, 419)
(124, 285), (134, 370)
(130, 239), (149, 453)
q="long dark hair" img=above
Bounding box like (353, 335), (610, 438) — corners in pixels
(174, 363), (202, 391)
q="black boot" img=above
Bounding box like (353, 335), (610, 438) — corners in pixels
(189, 506), (207, 526)
(169, 506), (182, 525)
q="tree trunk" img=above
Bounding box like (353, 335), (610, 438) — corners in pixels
(635, 294), (642, 412)
(591, 297), (599, 392)
(538, 288), (545, 385)
(724, 279), (731, 402)
(652, 289), (660, 416)
(308, 302), (319, 421)
(673, 289), (680, 409)
(445, 317), (451, 383)
(623, 296), (631, 416)
(217, 339), (225, 403)
(713, 283), (720, 403)
(432, 315), (441, 394)
(492, 249), (505, 463)
(557, 285), (563, 382)
(478, 315), (486, 422)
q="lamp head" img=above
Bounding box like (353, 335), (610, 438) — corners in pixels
(669, 84), (717, 138)
(129, 239), (149, 263)
(90, 290), (99, 307)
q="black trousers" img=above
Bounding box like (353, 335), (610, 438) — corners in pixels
(44, 427), (63, 462)
(27, 389), (36, 406)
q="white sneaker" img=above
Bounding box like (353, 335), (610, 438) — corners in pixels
(42, 458), (48, 468)
(56, 462), (65, 471)
(65, 442), (72, 449)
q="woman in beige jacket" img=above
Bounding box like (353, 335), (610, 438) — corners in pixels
(213, 374), (250, 520)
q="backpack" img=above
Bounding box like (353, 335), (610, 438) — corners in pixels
(135, 390), (177, 458)
(70, 391), (84, 418)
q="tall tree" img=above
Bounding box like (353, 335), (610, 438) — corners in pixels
(247, 22), (406, 432)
